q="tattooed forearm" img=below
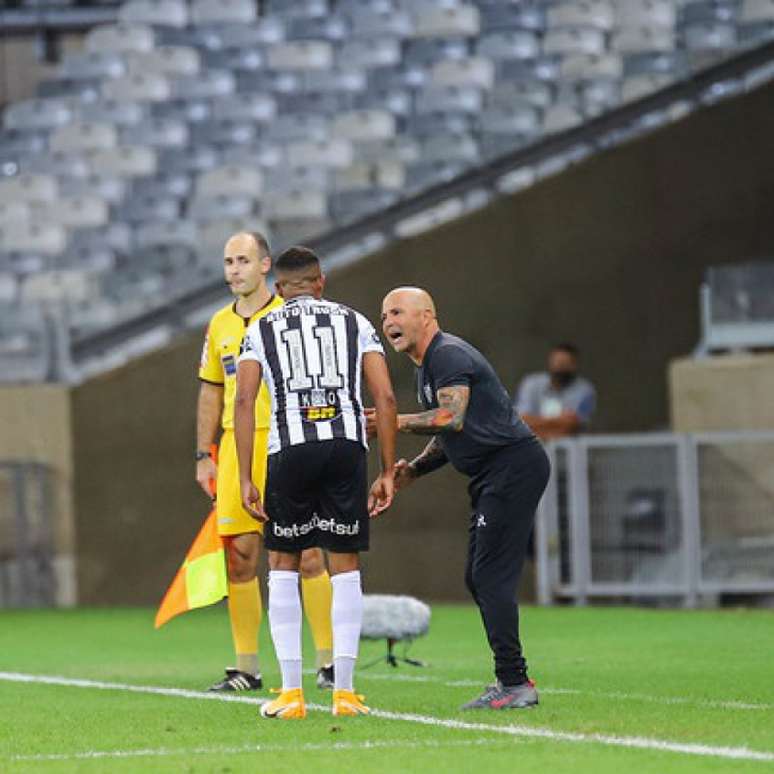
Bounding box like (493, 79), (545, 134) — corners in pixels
(398, 385), (470, 435)
(410, 436), (448, 477)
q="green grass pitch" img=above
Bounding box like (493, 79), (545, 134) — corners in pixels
(1, 604), (773, 773)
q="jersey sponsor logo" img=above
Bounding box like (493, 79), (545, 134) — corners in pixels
(475, 513), (487, 528)
(239, 335), (252, 356)
(221, 354), (237, 376)
(298, 389), (341, 423)
(272, 513), (359, 539)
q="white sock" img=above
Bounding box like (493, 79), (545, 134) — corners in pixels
(331, 570), (363, 692)
(268, 570), (302, 691)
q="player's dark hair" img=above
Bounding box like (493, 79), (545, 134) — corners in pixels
(247, 231), (270, 257)
(275, 246), (320, 274)
(552, 342), (579, 358)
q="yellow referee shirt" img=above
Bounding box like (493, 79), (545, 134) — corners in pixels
(198, 295), (283, 430)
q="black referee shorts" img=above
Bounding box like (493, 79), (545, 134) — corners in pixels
(264, 438), (369, 554)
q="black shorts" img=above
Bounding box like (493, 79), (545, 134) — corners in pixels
(264, 438), (369, 554)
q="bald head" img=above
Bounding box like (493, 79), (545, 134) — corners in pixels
(383, 287), (437, 319)
(223, 230), (271, 299)
(381, 286), (440, 364)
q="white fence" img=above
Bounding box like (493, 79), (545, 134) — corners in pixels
(535, 432), (774, 606)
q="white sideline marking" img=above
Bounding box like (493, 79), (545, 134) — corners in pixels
(353, 672), (774, 712)
(1, 672), (773, 764)
(14, 739), (496, 762)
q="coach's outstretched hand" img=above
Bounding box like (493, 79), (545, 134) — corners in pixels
(368, 470), (395, 517)
(240, 479), (267, 522)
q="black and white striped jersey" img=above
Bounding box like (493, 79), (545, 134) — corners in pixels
(238, 295), (384, 454)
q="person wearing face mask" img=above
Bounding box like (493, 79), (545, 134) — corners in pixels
(514, 344), (596, 440)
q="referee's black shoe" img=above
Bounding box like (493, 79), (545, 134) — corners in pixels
(208, 668), (263, 692)
(460, 680), (538, 710)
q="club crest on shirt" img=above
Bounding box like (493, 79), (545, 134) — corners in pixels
(221, 354), (237, 376)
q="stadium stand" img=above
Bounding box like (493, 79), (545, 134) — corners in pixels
(1, 0), (773, 381)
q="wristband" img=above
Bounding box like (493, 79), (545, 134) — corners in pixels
(195, 450), (211, 461)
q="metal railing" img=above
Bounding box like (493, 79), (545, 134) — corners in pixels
(535, 432), (774, 607)
(0, 461), (56, 607)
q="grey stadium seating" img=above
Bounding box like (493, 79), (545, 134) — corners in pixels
(0, 0), (772, 378)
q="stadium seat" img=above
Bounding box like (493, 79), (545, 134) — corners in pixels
(476, 30), (541, 61)
(0, 174), (58, 206)
(171, 71), (235, 100)
(332, 110), (396, 141)
(738, 20), (774, 44)
(185, 19), (286, 49)
(189, 119), (258, 147)
(479, 104), (542, 136)
(190, 0), (258, 26)
(330, 188), (399, 223)
(412, 5), (481, 38)
(86, 23), (156, 54)
(187, 194), (258, 222)
(102, 73), (171, 103)
(196, 164), (264, 199)
(22, 151), (92, 179)
(623, 51), (687, 77)
(37, 77), (103, 101)
(58, 51), (127, 81)
(349, 7), (414, 38)
(288, 15), (351, 41)
(116, 195), (181, 223)
(3, 98), (74, 131)
(69, 222), (134, 256)
(0, 306), (51, 382)
(333, 159), (406, 191)
(404, 37), (470, 66)
(616, 0), (676, 28)
(415, 84), (484, 114)
(406, 110), (473, 137)
(267, 41), (335, 71)
(543, 103), (584, 133)
(22, 269), (98, 304)
(263, 190), (328, 220)
(338, 38), (402, 68)
(0, 222), (67, 256)
(0, 272), (18, 304)
(121, 118), (189, 148)
(564, 57), (620, 84)
(612, 26), (676, 53)
(543, 27), (607, 56)
(126, 46), (201, 77)
(0, 129), (47, 157)
(77, 99), (145, 127)
(356, 86), (413, 116)
(430, 56), (496, 89)
(488, 79), (554, 109)
(367, 64), (427, 91)
(35, 196), (110, 230)
(680, 1), (738, 25)
(354, 135), (421, 163)
(135, 219), (199, 250)
(200, 48), (264, 73)
(210, 94), (277, 124)
(158, 145), (220, 174)
(270, 217), (331, 247)
(683, 21), (737, 49)
(0, 201), (31, 229)
(285, 138), (354, 168)
(60, 175), (128, 204)
(119, 0), (189, 28)
(50, 121), (119, 153)
(741, 0), (774, 21)
(197, 217), (272, 258)
(548, 1), (616, 31)
(621, 72), (674, 100)
(85, 146), (157, 177)
(264, 114), (330, 144)
(581, 78), (622, 113)
(405, 160), (467, 192)
(132, 172), (192, 199)
(421, 132), (479, 164)
(478, 2), (546, 33)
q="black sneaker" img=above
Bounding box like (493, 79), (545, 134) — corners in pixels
(460, 680), (538, 710)
(208, 668), (262, 692)
(316, 663), (334, 690)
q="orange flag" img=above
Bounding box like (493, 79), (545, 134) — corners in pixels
(155, 445), (227, 628)
(154, 509), (228, 628)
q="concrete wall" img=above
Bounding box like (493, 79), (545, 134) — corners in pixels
(69, 79), (774, 604)
(0, 385), (76, 605)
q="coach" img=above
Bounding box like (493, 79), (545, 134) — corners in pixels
(369, 287), (550, 711)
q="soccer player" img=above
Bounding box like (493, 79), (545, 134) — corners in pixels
(235, 246), (397, 719)
(373, 287), (550, 710)
(197, 232), (335, 692)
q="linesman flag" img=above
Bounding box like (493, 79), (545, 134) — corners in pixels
(155, 447), (226, 628)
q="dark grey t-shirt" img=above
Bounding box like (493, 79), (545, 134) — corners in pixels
(417, 331), (534, 476)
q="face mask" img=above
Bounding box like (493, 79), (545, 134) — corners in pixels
(550, 370), (577, 388)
